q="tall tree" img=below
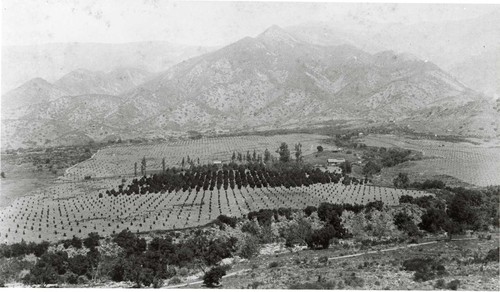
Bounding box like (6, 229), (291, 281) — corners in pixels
(134, 162), (137, 176)
(294, 143), (302, 162)
(237, 152), (243, 162)
(141, 157), (146, 176)
(231, 151), (236, 161)
(252, 150), (257, 162)
(246, 151), (251, 162)
(162, 158), (166, 173)
(278, 143), (290, 163)
(264, 149), (271, 163)
(339, 160), (352, 174)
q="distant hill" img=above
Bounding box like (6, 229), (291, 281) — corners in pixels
(1, 78), (70, 120)
(287, 10), (500, 97)
(2, 26), (498, 149)
(54, 67), (154, 96)
(1, 41), (214, 93)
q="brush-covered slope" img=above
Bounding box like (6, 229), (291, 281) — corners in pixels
(2, 26), (495, 149)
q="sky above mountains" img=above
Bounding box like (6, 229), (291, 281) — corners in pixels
(2, 1), (498, 47)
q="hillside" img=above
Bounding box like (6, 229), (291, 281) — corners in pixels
(287, 10), (500, 97)
(54, 68), (154, 96)
(1, 78), (69, 110)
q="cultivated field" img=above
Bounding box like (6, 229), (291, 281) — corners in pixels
(0, 176), (431, 244)
(3, 133), (461, 244)
(360, 135), (500, 187)
(64, 134), (328, 180)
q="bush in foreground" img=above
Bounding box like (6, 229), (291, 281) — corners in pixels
(203, 266), (229, 288)
(402, 257), (447, 282)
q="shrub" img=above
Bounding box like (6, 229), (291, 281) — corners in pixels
(418, 208), (449, 233)
(23, 251), (69, 285)
(241, 221), (260, 236)
(484, 247), (499, 263)
(248, 209), (275, 227)
(394, 212), (421, 237)
(203, 266), (228, 288)
(289, 281), (336, 289)
(393, 173), (410, 188)
(63, 272), (78, 284)
(268, 261), (280, 268)
(77, 275), (88, 285)
(362, 161), (381, 176)
(305, 225), (337, 249)
(446, 279), (460, 290)
(402, 257), (447, 282)
(248, 281), (264, 289)
(239, 235), (260, 259)
(113, 229), (146, 256)
(33, 241), (50, 257)
(365, 200), (384, 212)
(214, 215), (238, 229)
(343, 272), (364, 288)
(318, 256), (328, 264)
(169, 277), (182, 285)
(83, 232), (100, 250)
(434, 279), (446, 289)
(399, 195), (414, 204)
(71, 236), (83, 249)
(68, 254), (91, 276)
(304, 206), (317, 217)
(281, 218), (312, 247)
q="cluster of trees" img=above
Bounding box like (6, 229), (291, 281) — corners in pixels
(109, 229), (238, 287)
(22, 233), (101, 285)
(15, 229), (238, 288)
(0, 240), (50, 258)
(361, 148), (419, 177)
(104, 163), (347, 196)
(362, 161), (382, 176)
(247, 208), (293, 226)
(7, 145), (97, 175)
(393, 173), (446, 190)
(231, 149), (269, 164)
(398, 186), (499, 239)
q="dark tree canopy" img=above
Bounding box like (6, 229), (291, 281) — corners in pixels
(278, 143), (291, 163)
(393, 173), (410, 189)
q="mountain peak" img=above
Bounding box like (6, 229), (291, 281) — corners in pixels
(257, 25), (298, 43)
(25, 77), (52, 87)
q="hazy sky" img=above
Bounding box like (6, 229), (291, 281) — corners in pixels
(2, 1), (498, 47)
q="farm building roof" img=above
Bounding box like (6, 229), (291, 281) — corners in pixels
(327, 158), (346, 163)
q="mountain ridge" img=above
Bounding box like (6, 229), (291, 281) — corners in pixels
(1, 25), (498, 149)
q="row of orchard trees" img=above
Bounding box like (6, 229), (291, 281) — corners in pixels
(106, 162), (351, 196)
(131, 142), (305, 176)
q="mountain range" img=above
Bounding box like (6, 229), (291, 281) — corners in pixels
(287, 10), (500, 98)
(1, 25), (499, 149)
(1, 41), (214, 93)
